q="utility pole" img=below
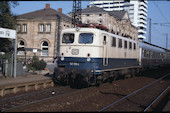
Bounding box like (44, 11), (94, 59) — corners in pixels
(72, 0), (82, 27)
(162, 33), (168, 49)
(149, 18), (151, 43)
(166, 34), (168, 49)
(56, 15), (61, 59)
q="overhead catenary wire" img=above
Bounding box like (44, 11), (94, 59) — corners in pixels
(153, 1), (169, 23)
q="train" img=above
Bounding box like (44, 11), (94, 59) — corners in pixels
(53, 27), (170, 86)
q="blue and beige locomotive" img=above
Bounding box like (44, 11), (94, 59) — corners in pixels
(53, 27), (141, 86)
(53, 27), (170, 86)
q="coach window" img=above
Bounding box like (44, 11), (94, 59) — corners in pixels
(79, 33), (93, 44)
(118, 39), (122, 48)
(129, 42), (132, 49)
(148, 51), (150, 58)
(62, 33), (74, 43)
(124, 40), (127, 49)
(163, 54), (165, 59)
(112, 37), (116, 47)
(144, 50), (147, 57)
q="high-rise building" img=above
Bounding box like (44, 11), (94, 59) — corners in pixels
(90, 0), (148, 40)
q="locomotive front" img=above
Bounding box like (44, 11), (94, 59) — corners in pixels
(53, 28), (102, 86)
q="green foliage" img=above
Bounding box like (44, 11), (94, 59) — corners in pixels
(0, 51), (21, 63)
(0, 1), (18, 29)
(0, 1), (19, 52)
(27, 55), (47, 71)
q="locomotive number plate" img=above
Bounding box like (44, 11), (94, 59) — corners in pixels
(72, 49), (79, 55)
(70, 62), (79, 66)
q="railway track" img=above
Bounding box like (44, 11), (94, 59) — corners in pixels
(0, 86), (77, 112)
(144, 86), (170, 112)
(98, 73), (170, 112)
(1, 72), (169, 112)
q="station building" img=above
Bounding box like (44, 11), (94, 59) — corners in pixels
(16, 4), (72, 63)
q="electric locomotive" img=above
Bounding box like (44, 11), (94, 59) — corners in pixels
(53, 27), (140, 86)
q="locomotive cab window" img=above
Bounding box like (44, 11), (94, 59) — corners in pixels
(62, 33), (74, 43)
(79, 33), (93, 44)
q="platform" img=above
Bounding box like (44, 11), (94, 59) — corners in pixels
(0, 74), (54, 97)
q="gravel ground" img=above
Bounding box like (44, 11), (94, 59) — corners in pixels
(5, 65), (170, 112)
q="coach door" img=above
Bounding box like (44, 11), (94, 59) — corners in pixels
(103, 35), (108, 66)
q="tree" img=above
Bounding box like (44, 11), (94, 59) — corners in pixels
(0, 1), (19, 52)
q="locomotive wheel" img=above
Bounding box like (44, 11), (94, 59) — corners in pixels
(108, 77), (114, 83)
(69, 79), (74, 88)
(88, 75), (96, 86)
(96, 79), (103, 87)
(53, 72), (58, 84)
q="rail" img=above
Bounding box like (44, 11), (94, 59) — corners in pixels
(0, 86), (77, 112)
(144, 86), (170, 112)
(98, 73), (170, 112)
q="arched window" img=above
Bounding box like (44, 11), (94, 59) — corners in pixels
(18, 40), (25, 55)
(41, 41), (48, 56)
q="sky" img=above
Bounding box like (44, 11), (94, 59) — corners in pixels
(11, 1), (170, 49)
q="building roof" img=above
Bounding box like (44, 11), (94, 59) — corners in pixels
(81, 6), (127, 20)
(81, 6), (106, 14)
(17, 8), (71, 22)
(108, 11), (127, 20)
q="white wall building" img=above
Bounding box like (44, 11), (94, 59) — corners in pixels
(90, 0), (148, 40)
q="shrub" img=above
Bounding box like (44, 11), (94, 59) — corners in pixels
(27, 55), (47, 71)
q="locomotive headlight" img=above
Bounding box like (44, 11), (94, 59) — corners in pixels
(87, 53), (91, 62)
(61, 53), (64, 61)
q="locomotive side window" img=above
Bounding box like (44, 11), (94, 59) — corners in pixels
(129, 42), (132, 49)
(79, 33), (93, 44)
(124, 40), (127, 49)
(103, 36), (106, 45)
(134, 43), (136, 50)
(118, 39), (122, 48)
(112, 37), (116, 47)
(62, 33), (74, 43)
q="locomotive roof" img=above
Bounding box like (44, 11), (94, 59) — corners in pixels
(62, 27), (138, 43)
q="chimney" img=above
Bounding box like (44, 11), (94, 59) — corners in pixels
(45, 4), (50, 9)
(58, 8), (62, 13)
